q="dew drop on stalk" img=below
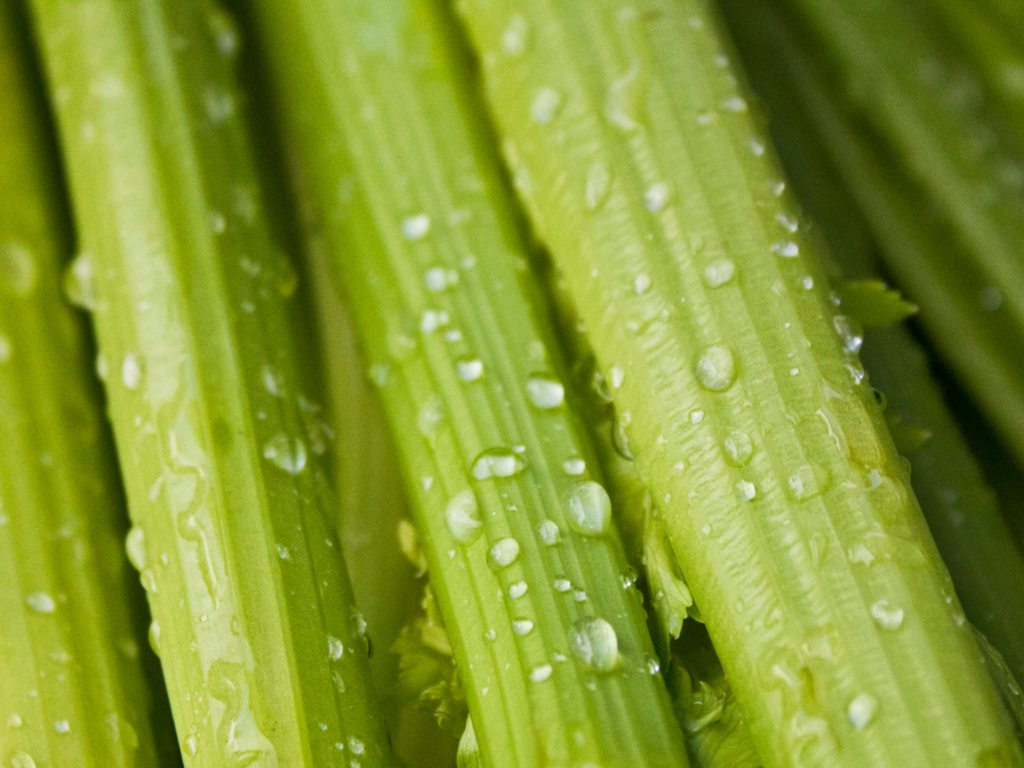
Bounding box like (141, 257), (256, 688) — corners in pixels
(562, 457), (586, 476)
(586, 160), (611, 210)
(702, 259), (735, 288)
(488, 538), (520, 569)
(786, 464), (830, 502)
(870, 599), (905, 630)
(10, 752), (35, 768)
(723, 430), (754, 466)
(182, 734), (198, 756)
(122, 353), (141, 390)
(0, 242), (36, 296)
(833, 315), (864, 354)
(694, 345), (736, 391)
(512, 619), (534, 636)
(531, 87), (563, 124)
(125, 527), (146, 571)
(530, 664), (553, 682)
(456, 357), (484, 382)
(554, 577), (571, 592)
(445, 489), (482, 544)
(262, 434), (307, 474)
(26, 593), (55, 613)
(612, 415), (633, 460)
(509, 581), (528, 599)
(568, 481), (612, 536)
(148, 621), (160, 656)
(402, 213), (430, 240)
(568, 617), (620, 672)
(735, 479), (756, 502)
(501, 13), (529, 56)
(328, 636), (344, 661)
(772, 241), (800, 257)
(54, 720), (70, 734)
(634, 272), (652, 295)
(847, 693), (877, 729)
(526, 375), (564, 409)
(644, 182), (669, 212)
(472, 448), (526, 480)
(64, 251), (97, 309)
(537, 520), (560, 546)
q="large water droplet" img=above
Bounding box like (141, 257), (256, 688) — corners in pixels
(262, 434), (307, 474)
(472, 449), (526, 480)
(568, 481), (611, 536)
(870, 599), (904, 630)
(537, 520), (560, 546)
(64, 252), (97, 310)
(735, 479), (756, 502)
(847, 693), (877, 729)
(182, 734), (198, 756)
(833, 315), (864, 354)
(512, 618), (534, 636)
(445, 490), (482, 544)
(456, 357), (484, 382)
(328, 636), (344, 661)
(694, 345), (736, 391)
(509, 581), (528, 599)
(125, 527), (146, 571)
(568, 617), (620, 672)
(526, 376), (564, 409)
(703, 259), (735, 288)
(723, 431), (754, 466)
(402, 214), (431, 240)
(488, 537), (520, 569)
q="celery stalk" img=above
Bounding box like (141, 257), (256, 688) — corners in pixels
(0, 3), (162, 765)
(718, 0), (1024, 691)
(242, 0), (691, 765)
(457, 1), (1024, 765)
(28, 1), (393, 765)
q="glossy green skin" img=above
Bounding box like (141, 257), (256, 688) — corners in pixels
(244, 0), (690, 766)
(28, 1), (393, 766)
(720, 0), (1024, 696)
(458, 0), (1024, 766)
(0, 3), (161, 766)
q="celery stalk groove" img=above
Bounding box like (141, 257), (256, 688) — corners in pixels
(457, 1), (1024, 766)
(29, 1), (393, 765)
(243, 0), (691, 765)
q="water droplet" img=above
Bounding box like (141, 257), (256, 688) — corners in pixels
(348, 737), (365, 754)
(262, 365), (284, 396)
(456, 357), (484, 382)
(509, 581), (528, 599)
(735, 479), (757, 502)
(568, 617), (620, 672)
(645, 655), (662, 674)
(870, 599), (904, 630)
(721, 96), (748, 112)
(417, 396), (444, 435)
(609, 366), (625, 389)
(125, 527), (146, 571)
(554, 577), (572, 592)
(148, 622), (161, 656)
(694, 345), (736, 391)
(531, 87), (563, 124)
(277, 544), (290, 560)
(786, 464), (829, 502)
(586, 160), (611, 210)
(501, 13), (529, 55)
(472, 448), (526, 480)
(562, 457), (586, 476)
(723, 431), (754, 466)
(8, 714), (22, 728)
(445, 490), (483, 544)
(369, 363), (389, 387)
(538, 520), (560, 546)
(0, 242), (37, 296)
(772, 241), (800, 258)
(572, 589), (587, 602)
(847, 693), (877, 729)
(645, 182), (670, 212)
(10, 752), (35, 768)
(568, 481), (612, 536)
(488, 537), (520, 569)
(776, 213), (799, 232)
(530, 664), (553, 682)
(402, 214), (431, 241)
(328, 636), (345, 660)
(689, 409), (705, 424)
(262, 434), (307, 474)
(140, 569), (157, 593)
(64, 252), (97, 309)
(512, 619), (534, 636)
(26, 593), (55, 613)
(612, 415), (633, 460)
(703, 259), (735, 288)
(54, 720), (70, 734)
(526, 376), (564, 409)
(182, 734), (198, 756)
(848, 544), (875, 565)
(833, 315), (864, 354)
(122, 353), (141, 390)
(634, 272), (652, 294)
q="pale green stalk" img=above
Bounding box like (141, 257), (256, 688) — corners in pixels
(457, 1), (1023, 765)
(242, 0), (691, 765)
(0, 3), (160, 765)
(28, 1), (393, 765)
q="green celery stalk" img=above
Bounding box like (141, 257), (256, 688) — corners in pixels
(718, 0), (1024, 690)
(457, 0), (1024, 766)
(0, 3), (162, 765)
(242, 0), (691, 765)
(28, 1), (393, 765)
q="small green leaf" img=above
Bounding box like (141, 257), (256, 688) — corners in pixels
(838, 279), (918, 328)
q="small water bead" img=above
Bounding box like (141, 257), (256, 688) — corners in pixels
(262, 434), (307, 474)
(721, 96), (748, 112)
(771, 241), (800, 258)
(689, 409), (704, 425)
(694, 345), (737, 391)
(488, 538), (520, 569)
(328, 636), (345, 661)
(645, 655), (662, 675)
(786, 464), (829, 502)
(54, 720), (70, 734)
(64, 251), (97, 309)
(262, 365), (284, 396)
(402, 214), (431, 240)
(10, 753), (36, 768)
(612, 416), (633, 460)
(847, 693), (877, 729)
(703, 259), (735, 288)
(472, 449), (527, 480)
(585, 160), (611, 210)
(562, 457), (586, 476)
(644, 183), (670, 212)
(609, 366), (625, 389)
(634, 272), (652, 295)
(735, 480), (757, 502)
(568, 481), (612, 536)
(9, 714), (22, 728)
(122, 353), (141, 390)
(512, 619), (534, 636)
(456, 358), (484, 382)
(277, 544), (290, 560)
(530, 664), (553, 683)
(0, 242), (37, 296)
(870, 599), (905, 630)
(723, 431), (754, 466)
(424, 266), (457, 292)
(526, 376), (565, 409)
(509, 581), (528, 599)
(501, 13), (529, 55)
(148, 622), (161, 656)
(776, 213), (799, 233)
(568, 617), (620, 672)
(554, 578), (572, 592)
(531, 87), (563, 124)
(833, 315), (864, 354)
(26, 593), (55, 613)
(445, 490), (483, 545)
(538, 520), (560, 546)
(125, 527), (146, 571)
(572, 589), (587, 602)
